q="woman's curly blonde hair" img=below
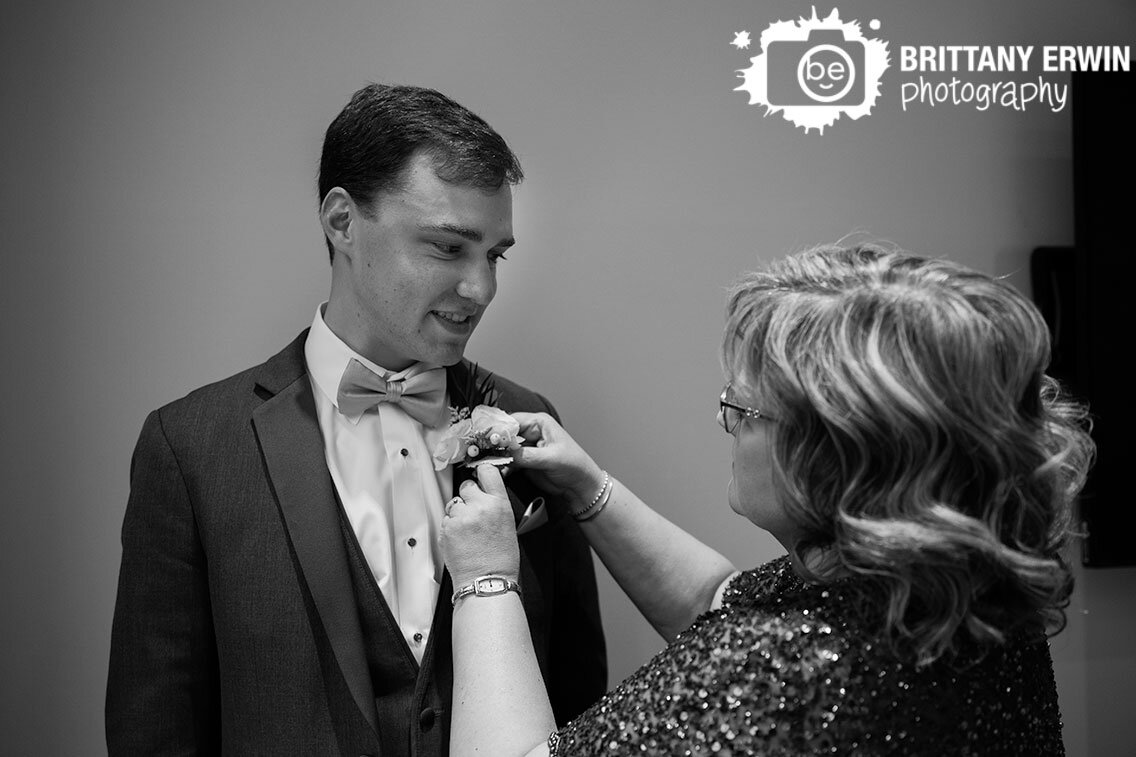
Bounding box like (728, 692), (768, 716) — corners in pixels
(722, 243), (1094, 665)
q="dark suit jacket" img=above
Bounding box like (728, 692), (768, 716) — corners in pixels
(106, 331), (607, 755)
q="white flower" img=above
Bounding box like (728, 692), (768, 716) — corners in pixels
(469, 406), (521, 448)
(433, 405), (524, 470)
(433, 419), (473, 470)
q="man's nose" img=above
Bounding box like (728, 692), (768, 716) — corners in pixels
(455, 258), (496, 306)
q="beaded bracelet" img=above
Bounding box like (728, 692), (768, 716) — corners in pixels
(575, 477), (614, 523)
(570, 470), (610, 520)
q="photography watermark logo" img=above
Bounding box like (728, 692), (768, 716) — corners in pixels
(898, 45), (1129, 113)
(733, 7), (890, 133)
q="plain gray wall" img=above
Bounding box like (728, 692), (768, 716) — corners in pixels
(2, 1), (1133, 754)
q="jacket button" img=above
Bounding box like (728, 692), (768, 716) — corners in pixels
(419, 707), (436, 730)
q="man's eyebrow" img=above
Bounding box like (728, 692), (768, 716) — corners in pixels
(420, 223), (515, 248)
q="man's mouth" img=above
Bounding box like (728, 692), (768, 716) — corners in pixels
(431, 310), (474, 324)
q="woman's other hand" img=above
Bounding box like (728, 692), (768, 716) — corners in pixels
(510, 412), (605, 513)
(441, 464), (520, 588)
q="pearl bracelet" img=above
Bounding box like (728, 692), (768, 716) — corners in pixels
(575, 477), (613, 523)
(571, 470), (610, 520)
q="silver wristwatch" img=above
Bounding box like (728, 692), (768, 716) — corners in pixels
(451, 575), (521, 606)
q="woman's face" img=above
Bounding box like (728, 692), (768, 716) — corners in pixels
(723, 387), (798, 548)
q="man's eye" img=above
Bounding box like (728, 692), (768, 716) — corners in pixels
(432, 242), (463, 255)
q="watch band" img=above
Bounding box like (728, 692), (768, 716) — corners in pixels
(451, 574), (522, 606)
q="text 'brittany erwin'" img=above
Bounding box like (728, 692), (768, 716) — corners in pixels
(900, 45), (1131, 73)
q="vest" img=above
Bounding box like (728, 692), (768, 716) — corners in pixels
(337, 512), (454, 756)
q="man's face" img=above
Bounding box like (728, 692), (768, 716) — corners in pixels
(327, 152), (514, 370)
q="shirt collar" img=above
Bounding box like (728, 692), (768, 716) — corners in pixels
(304, 303), (443, 422)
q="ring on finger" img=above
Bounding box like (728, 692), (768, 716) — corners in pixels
(444, 495), (464, 516)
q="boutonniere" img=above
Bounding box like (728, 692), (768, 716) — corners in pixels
(433, 366), (524, 471)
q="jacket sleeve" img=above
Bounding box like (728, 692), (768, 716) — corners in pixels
(106, 410), (221, 755)
(536, 395), (609, 727)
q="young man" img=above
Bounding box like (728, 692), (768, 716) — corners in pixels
(107, 84), (607, 756)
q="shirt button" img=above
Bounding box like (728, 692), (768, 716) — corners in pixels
(407, 537), (417, 547)
(400, 448), (410, 457)
(413, 632), (424, 643)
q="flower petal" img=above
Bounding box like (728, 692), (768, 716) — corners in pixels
(433, 435), (466, 470)
(470, 405), (519, 437)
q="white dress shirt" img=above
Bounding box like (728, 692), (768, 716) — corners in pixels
(304, 305), (452, 664)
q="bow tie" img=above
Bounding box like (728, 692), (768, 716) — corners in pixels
(336, 358), (448, 428)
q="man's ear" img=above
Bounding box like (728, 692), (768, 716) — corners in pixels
(319, 187), (357, 260)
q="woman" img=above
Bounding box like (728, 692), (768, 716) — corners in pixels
(440, 244), (1093, 756)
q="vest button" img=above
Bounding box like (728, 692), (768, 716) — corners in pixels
(419, 707), (436, 730)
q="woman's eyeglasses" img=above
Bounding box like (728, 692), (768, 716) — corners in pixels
(718, 383), (771, 434)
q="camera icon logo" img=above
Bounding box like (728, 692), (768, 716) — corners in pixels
(734, 8), (890, 133)
(768, 29), (865, 106)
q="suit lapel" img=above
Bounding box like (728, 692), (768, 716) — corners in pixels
(251, 335), (379, 736)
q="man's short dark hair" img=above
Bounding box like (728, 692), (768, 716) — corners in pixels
(318, 83), (524, 262)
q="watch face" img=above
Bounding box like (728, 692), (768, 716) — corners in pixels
(478, 577), (506, 593)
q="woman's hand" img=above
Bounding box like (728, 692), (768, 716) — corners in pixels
(510, 412), (605, 512)
(441, 464), (520, 589)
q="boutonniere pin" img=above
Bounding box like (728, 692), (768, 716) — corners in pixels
(433, 366), (523, 471)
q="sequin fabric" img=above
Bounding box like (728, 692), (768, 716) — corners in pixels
(549, 556), (1064, 756)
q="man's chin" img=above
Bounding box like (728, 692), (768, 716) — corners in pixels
(420, 339), (469, 368)
(423, 315), (479, 361)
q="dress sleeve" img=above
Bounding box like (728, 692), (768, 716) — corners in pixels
(547, 598), (853, 755)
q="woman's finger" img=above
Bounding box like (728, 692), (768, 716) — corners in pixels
(475, 464), (508, 498)
(510, 444), (551, 469)
(509, 411), (542, 427)
(510, 412), (551, 445)
(458, 478), (482, 498)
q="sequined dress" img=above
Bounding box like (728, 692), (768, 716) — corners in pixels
(549, 556), (1064, 756)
